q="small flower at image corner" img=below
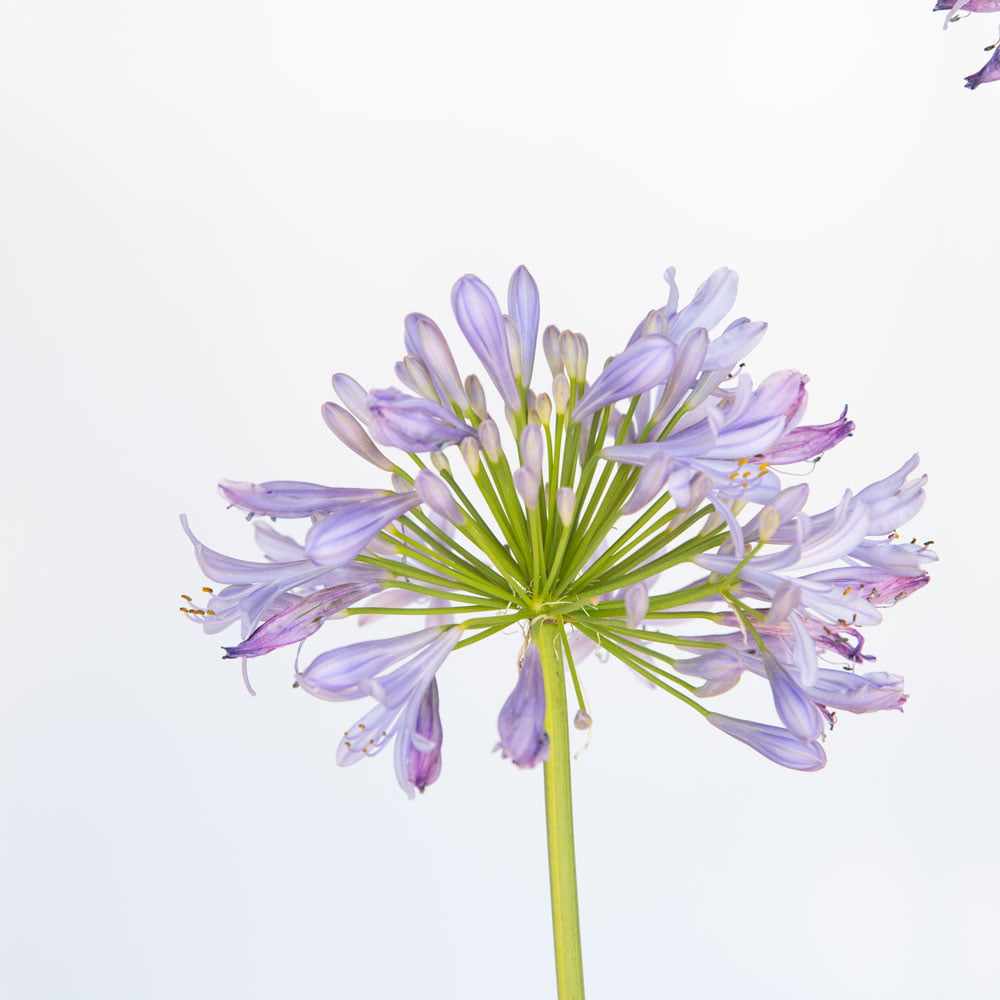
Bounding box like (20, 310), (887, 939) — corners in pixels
(180, 263), (936, 792)
(934, 1), (1000, 88)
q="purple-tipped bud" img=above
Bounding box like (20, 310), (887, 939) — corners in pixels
(620, 453), (673, 514)
(223, 582), (380, 659)
(624, 583), (649, 628)
(415, 469), (464, 525)
(404, 313), (468, 407)
(218, 480), (388, 519)
(305, 491), (423, 567)
(459, 435), (481, 476)
(504, 315), (522, 380)
(520, 424), (544, 479)
(535, 392), (552, 424)
(706, 713), (826, 771)
(508, 265), (540, 384)
(542, 324), (563, 377)
(332, 373), (372, 421)
(552, 373), (570, 415)
(399, 354), (439, 401)
(478, 419), (502, 463)
(464, 374), (488, 420)
(572, 335), (676, 423)
(405, 678), (443, 793)
(451, 275), (520, 408)
(496, 643), (550, 768)
(322, 403), (397, 471)
(514, 466), (540, 510)
(559, 330), (589, 383)
(556, 486), (576, 527)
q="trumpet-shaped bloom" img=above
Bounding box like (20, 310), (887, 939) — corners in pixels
(496, 643), (550, 769)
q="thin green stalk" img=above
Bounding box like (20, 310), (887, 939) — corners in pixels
(535, 620), (585, 1000)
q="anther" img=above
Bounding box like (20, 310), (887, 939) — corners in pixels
(181, 594), (193, 602)
(202, 586), (214, 594)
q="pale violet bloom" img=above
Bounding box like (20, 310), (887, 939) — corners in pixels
(366, 388), (476, 452)
(496, 643), (550, 769)
(223, 582), (381, 659)
(707, 714), (826, 771)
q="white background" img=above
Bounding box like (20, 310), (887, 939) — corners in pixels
(3, 2), (998, 997)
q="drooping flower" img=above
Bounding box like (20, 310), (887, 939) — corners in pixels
(496, 642), (550, 769)
(965, 43), (1000, 87)
(182, 263), (932, 791)
(933, 2), (1000, 86)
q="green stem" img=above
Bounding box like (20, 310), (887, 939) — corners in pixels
(536, 620), (585, 999)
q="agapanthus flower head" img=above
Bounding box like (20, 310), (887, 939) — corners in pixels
(182, 264), (933, 793)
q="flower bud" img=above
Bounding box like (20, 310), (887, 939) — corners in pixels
(478, 419), (502, 463)
(401, 354), (440, 401)
(624, 583), (649, 628)
(321, 403), (396, 472)
(535, 392), (552, 425)
(415, 469), (465, 526)
(514, 466), (540, 510)
(332, 373), (373, 421)
(430, 451), (451, 474)
(757, 504), (781, 544)
(556, 487), (576, 527)
(465, 374), (488, 420)
(504, 315), (523, 380)
(552, 373), (570, 415)
(542, 324), (563, 376)
(459, 435), (481, 476)
(520, 424), (544, 479)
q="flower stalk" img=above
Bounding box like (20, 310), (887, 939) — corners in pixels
(537, 618), (586, 1000)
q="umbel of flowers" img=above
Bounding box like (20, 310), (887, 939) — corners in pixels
(182, 265), (933, 797)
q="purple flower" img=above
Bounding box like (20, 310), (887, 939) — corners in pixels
(297, 626), (449, 700)
(305, 491), (423, 567)
(451, 274), (520, 408)
(218, 480), (389, 519)
(366, 388), (476, 452)
(966, 44), (1000, 88)
(222, 582), (381, 659)
(404, 313), (468, 408)
(759, 407), (854, 465)
(496, 643), (550, 769)
(508, 265), (540, 385)
(706, 714), (827, 771)
(935, 1), (1000, 16)
(330, 627), (462, 798)
(572, 336), (676, 423)
(405, 679), (444, 793)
